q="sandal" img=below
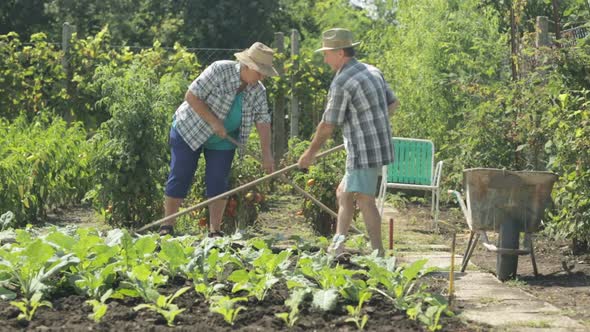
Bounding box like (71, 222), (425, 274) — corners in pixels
(208, 231), (225, 238)
(159, 225), (175, 236)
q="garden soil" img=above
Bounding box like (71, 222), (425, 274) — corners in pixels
(2, 197), (588, 330)
(0, 198), (471, 331)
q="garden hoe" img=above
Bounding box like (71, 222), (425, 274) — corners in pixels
(137, 142), (346, 233)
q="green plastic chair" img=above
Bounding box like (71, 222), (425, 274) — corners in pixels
(377, 137), (444, 225)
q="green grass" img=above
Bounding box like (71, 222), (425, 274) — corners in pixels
(478, 297), (501, 305)
(504, 278), (528, 287)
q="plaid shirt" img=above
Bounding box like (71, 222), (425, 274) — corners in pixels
(174, 60), (271, 151)
(323, 58), (396, 169)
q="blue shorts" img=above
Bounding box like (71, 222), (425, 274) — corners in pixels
(342, 167), (381, 196)
(165, 126), (236, 199)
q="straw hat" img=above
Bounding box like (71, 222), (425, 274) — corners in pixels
(234, 42), (279, 77)
(315, 28), (361, 52)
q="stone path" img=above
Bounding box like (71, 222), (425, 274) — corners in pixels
(382, 206), (588, 331)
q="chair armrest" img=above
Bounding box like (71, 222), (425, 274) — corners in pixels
(433, 160), (444, 187)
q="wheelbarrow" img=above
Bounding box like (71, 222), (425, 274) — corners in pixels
(449, 168), (558, 281)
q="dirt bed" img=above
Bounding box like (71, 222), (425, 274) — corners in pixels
(0, 281), (430, 331)
(0, 198), (473, 332)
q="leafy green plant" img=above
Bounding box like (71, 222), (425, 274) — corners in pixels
(0, 32), (66, 121)
(229, 269), (279, 302)
(311, 288), (339, 311)
(345, 289), (372, 330)
(345, 234), (368, 252)
(86, 59), (181, 228)
(10, 291), (52, 321)
(133, 286), (190, 327)
(118, 231), (159, 271)
(194, 282), (226, 302)
(85, 289), (113, 323)
(227, 248), (291, 301)
(407, 294), (452, 332)
(545, 90), (590, 247)
(362, 258), (429, 309)
(0, 235), (79, 299)
(0, 116), (91, 224)
(340, 278), (369, 303)
(209, 295), (248, 326)
(300, 258), (361, 291)
(118, 263), (168, 303)
(252, 248), (292, 276)
(157, 237), (192, 277)
(275, 288), (310, 327)
(44, 228), (121, 300)
(0, 211), (14, 231)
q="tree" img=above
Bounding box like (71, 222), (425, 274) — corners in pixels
(0, 0), (51, 38)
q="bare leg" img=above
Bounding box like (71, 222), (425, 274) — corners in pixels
(208, 199), (227, 233)
(357, 193), (385, 256)
(335, 180), (355, 235)
(163, 196), (184, 226)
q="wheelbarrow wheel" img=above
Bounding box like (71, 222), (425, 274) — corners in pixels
(496, 221), (519, 281)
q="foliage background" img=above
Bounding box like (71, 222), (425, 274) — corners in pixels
(1, 0), (589, 245)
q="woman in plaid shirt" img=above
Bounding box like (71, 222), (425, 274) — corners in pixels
(160, 42), (278, 237)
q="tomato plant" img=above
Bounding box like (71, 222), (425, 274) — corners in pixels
(283, 138), (349, 236)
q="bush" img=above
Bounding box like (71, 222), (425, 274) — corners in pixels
(85, 60), (185, 228)
(0, 115), (90, 225)
(0, 32), (67, 121)
(545, 91), (590, 247)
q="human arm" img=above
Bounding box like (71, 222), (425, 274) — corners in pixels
(388, 99), (400, 116)
(298, 121), (336, 169)
(186, 62), (227, 137)
(255, 122), (274, 173)
(185, 90), (226, 137)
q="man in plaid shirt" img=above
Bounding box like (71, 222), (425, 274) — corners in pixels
(298, 29), (399, 257)
(161, 42), (278, 237)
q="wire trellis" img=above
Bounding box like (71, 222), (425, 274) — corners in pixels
(17, 41), (242, 66)
(561, 25), (589, 47)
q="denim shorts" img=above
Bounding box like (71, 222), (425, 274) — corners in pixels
(342, 167), (381, 196)
(165, 126), (235, 199)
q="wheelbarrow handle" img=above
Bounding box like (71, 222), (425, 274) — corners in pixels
(448, 190), (473, 230)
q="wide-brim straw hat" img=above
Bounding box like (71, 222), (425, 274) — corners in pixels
(315, 28), (361, 52)
(235, 42), (279, 77)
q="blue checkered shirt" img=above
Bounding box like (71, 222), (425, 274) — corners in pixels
(174, 60), (271, 151)
(323, 58), (396, 169)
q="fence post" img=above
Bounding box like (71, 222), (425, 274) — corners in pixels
(272, 32), (286, 167)
(535, 16), (550, 47)
(552, 0), (561, 42)
(509, 4), (518, 81)
(61, 22), (76, 123)
(289, 29), (300, 138)
(61, 22), (76, 73)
